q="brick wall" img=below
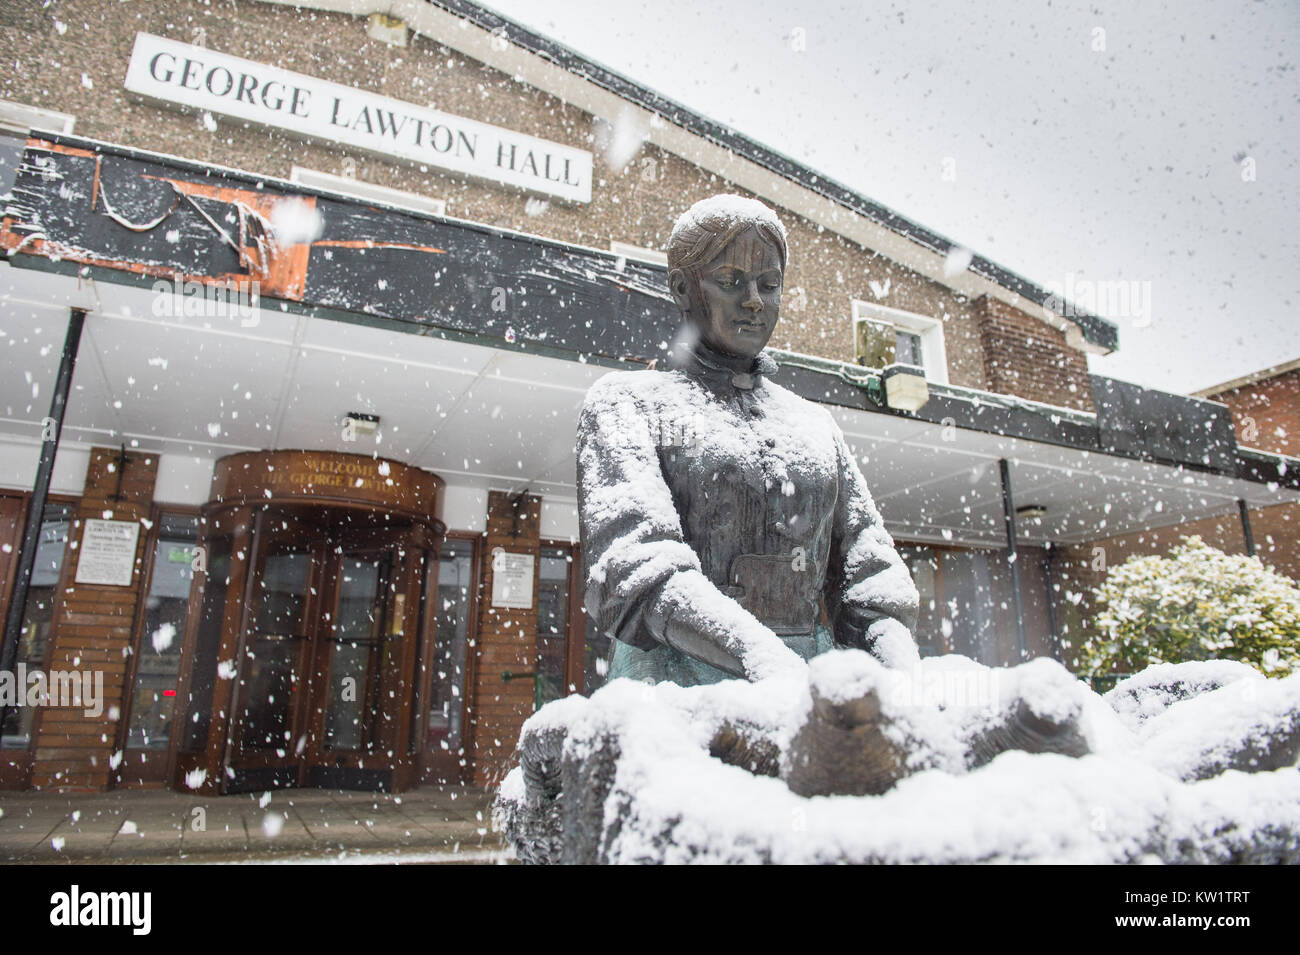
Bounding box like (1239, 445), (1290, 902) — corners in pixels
(1203, 368), (1300, 457)
(975, 295), (1096, 413)
(30, 447), (157, 791)
(0, 0), (1097, 394)
(468, 491), (541, 787)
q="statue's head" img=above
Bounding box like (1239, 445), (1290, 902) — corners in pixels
(667, 194), (789, 360)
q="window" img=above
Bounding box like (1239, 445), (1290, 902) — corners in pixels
(426, 537), (472, 752)
(536, 540), (608, 704)
(898, 542), (1054, 665)
(0, 101), (74, 198)
(0, 130), (25, 200)
(582, 612), (610, 696)
(536, 546), (574, 706)
(852, 300), (949, 384)
(290, 166), (446, 217)
(0, 99), (75, 136)
(1, 500), (74, 748)
(898, 543), (997, 661)
(125, 512), (200, 750)
(894, 328), (923, 367)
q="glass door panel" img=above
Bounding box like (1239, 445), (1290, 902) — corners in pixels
(233, 543), (314, 757)
(939, 549), (998, 665)
(322, 553), (389, 751)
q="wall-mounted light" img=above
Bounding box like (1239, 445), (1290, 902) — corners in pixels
(342, 412), (380, 438)
(1016, 504), (1047, 520)
(864, 363), (930, 412)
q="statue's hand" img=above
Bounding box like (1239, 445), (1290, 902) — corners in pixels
(741, 629), (809, 683)
(834, 606), (921, 670)
(864, 618), (921, 669)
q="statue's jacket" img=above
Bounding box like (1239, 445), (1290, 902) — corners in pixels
(576, 340), (921, 683)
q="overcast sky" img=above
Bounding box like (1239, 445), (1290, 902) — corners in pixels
(481, 0), (1299, 395)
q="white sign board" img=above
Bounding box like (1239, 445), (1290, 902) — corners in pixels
(491, 551), (535, 609)
(124, 33), (592, 203)
(74, 519), (141, 587)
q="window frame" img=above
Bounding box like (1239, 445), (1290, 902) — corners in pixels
(290, 165), (447, 217)
(416, 529), (480, 785)
(0, 99), (75, 135)
(852, 299), (950, 385)
(538, 538), (588, 699)
(113, 503), (201, 783)
(609, 241), (668, 267)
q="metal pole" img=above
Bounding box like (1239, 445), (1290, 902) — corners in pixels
(0, 308), (86, 731)
(1042, 542), (1060, 662)
(999, 458), (1028, 662)
(1237, 498), (1256, 557)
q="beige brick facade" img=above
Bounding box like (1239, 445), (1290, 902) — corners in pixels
(0, 0), (1077, 388)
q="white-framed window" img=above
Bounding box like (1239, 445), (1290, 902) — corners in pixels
(0, 99), (75, 135)
(852, 299), (949, 384)
(290, 166), (446, 216)
(609, 240), (667, 267)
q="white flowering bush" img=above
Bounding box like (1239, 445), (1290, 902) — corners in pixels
(1080, 535), (1300, 680)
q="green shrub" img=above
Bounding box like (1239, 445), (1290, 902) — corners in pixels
(1079, 535), (1300, 680)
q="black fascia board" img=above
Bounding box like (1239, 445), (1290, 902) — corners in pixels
(427, 0), (1119, 353)
(6, 133), (1292, 491)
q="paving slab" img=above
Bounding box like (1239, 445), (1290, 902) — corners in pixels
(0, 785), (512, 864)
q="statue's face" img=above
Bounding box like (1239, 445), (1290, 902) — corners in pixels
(671, 226), (783, 359)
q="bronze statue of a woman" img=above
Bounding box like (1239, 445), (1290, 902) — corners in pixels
(577, 194), (920, 686)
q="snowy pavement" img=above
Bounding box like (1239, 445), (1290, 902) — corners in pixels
(0, 786), (513, 864)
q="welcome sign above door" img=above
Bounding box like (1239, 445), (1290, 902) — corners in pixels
(124, 33), (593, 203)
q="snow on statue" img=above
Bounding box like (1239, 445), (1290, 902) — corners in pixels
(576, 194), (920, 684)
(495, 195), (1300, 864)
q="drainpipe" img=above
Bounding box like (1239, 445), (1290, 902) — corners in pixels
(999, 458), (1028, 662)
(0, 308), (86, 730)
(1237, 498), (1256, 557)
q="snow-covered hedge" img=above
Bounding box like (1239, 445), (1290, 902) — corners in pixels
(1080, 536), (1300, 681)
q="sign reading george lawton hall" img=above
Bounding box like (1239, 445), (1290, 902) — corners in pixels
(124, 32), (593, 203)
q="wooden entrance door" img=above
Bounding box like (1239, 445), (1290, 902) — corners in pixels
(223, 516), (427, 793)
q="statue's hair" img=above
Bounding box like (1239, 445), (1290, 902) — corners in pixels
(667, 194), (788, 275)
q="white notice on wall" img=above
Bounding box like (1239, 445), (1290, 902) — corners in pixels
(74, 519), (141, 587)
(491, 551), (535, 610)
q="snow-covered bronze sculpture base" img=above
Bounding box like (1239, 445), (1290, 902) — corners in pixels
(496, 655), (1300, 864)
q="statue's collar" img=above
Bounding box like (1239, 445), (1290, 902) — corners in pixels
(667, 337), (779, 391)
